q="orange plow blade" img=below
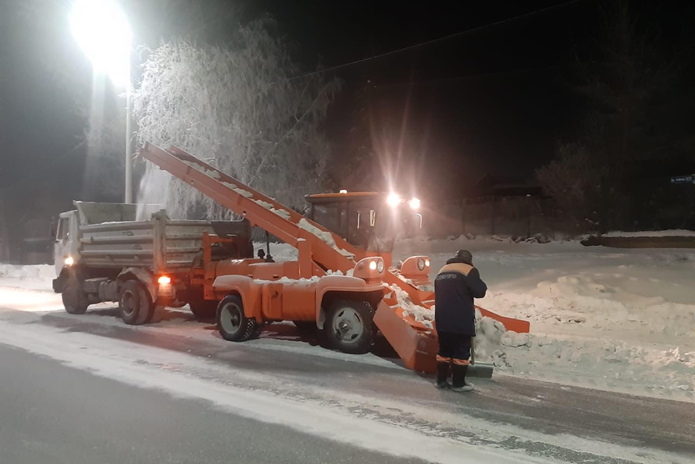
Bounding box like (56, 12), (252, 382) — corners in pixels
(374, 299), (439, 373)
(374, 282), (530, 374)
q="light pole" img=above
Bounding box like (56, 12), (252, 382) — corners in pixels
(70, 0), (134, 203)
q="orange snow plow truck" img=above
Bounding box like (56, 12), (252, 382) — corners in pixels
(53, 143), (529, 372)
(139, 143), (529, 372)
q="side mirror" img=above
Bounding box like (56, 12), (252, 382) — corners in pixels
(257, 249), (265, 259)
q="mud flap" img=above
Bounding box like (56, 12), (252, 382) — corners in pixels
(373, 301), (438, 373)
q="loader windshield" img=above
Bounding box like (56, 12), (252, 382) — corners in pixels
(305, 192), (421, 253)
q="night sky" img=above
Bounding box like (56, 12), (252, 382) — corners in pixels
(0, 0), (691, 226)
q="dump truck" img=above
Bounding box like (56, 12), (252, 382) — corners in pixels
(52, 201), (254, 324)
(53, 143), (530, 373)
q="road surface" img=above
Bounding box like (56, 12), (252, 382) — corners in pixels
(0, 286), (693, 464)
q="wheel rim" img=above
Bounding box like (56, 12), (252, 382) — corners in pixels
(332, 307), (364, 344)
(219, 303), (242, 334)
(121, 290), (137, 317)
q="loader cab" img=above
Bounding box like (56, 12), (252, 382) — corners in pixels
(304, 191), (422, 253)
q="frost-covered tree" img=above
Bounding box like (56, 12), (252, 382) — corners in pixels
(133, 18), (341, 219)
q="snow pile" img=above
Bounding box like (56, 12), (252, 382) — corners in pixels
(389, 285), (435, 329)
(0, 264), (55, 292)
(603, 229), (695, 237)
(388, 285), (506, 354)
(393, 238), (695, 400)
(255, 199), (292, 220)
(253, 276), (320, 286)
(222, 181), (254, 198)
(0, 264), (54, 281)
(203, 168), (221, 180)
(298, 218), (354, 258)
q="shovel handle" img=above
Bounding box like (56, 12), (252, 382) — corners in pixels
(470, 337), (476, 365)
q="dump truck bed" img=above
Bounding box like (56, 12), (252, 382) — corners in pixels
(74, 202), (214, 273)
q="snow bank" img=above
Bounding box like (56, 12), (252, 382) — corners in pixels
(603, 229), (695, 237)
(0, 264), (54, 281)
(392, 238), (695, 401)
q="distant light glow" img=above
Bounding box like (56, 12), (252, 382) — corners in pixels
(64, 256), (74, 266)
(387, 193), (401, 207)
(157, 275), (171, 285)
(70, 0), (132, 88)
(409, 197), (421, 210)
(339, 189), (348, 194)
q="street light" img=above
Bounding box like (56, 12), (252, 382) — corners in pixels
(70, 0), (134, 203)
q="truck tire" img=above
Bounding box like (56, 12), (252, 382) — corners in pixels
(217, 294), (258, 342)
(324, 300), (374, 354)
(62, 271), (89, 315)
(119, 280), (154, 325)
(189, 300), (218, 321)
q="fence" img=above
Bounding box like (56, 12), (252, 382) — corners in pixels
(423, 196), (560, 238)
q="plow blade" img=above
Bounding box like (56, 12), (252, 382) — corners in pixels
(373, 300), (438, 373)
(374, 286), (531, 376)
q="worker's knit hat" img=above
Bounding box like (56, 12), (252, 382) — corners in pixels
(454, 249), (473, 265)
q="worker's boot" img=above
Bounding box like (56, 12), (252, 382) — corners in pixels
(451, 363), (474, 392)
(435, 362), (450, 389)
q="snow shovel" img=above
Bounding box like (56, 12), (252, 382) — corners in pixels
(467, 338), (494, 379)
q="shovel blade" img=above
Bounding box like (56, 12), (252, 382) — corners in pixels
(467, 363), (494, 379)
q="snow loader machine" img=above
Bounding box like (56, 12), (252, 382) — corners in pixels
(138, 143), (530, 373)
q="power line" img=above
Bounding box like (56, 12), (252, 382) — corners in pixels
(373, 62), (578, 89)
(288, 0), (585, 81)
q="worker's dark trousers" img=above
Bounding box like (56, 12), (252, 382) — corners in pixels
(436, 332), (472, 387)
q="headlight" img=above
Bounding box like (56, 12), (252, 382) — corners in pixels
(368, 260), (377, 271)
(425, 259), (430, 268)
(409, 197), (421, 210)
(376, 260), (384, 273)
(417, 258), (426, 271)
(64, 256), (74, 266)
(386, 193), (401, 207)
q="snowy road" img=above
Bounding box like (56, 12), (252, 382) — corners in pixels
(0, 288), (693, 464)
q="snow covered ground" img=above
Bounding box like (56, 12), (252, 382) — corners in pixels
(395, 236), (695, 402)
(2, 236), (694, 402)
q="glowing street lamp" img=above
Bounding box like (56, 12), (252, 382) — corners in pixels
(70, 0), (134, 203)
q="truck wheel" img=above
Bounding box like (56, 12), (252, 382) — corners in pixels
(189, 300), (218, 321)
(324, 300), (374, 354)
(119, 280), (153, 325)
(217, 295), (258, 342)
(62, 272), (89, 315)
